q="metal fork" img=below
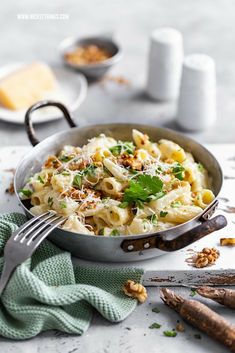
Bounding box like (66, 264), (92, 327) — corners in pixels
(0, 212), (67, 295)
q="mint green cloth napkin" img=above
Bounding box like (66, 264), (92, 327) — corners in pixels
(0, 213), (144, 340)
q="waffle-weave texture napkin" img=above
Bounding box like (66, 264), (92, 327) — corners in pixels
(0, 213), (144, 340)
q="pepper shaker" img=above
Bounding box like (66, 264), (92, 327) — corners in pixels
(177, 54), (216, 131)
(146, 27), (183, 100)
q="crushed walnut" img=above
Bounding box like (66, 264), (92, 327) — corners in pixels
(176, 322), (185, 332)
(186, 247), (220, 268)
(101, 75), (131, 86)
(117, 154), (142, 171)
(44, 156), (62, 169)
(64, 45), (112, 66)
(123, 280), (147, 303)
(5, 181), (15, 195)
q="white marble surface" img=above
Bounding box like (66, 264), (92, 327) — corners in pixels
(1, 287), (235, 353)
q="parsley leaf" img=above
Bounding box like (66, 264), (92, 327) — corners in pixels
(171, 201), (181, 208)
(110, 141), (135, 156)
(163, 330), (177, 337)
(147, 214), (158, 225)
(156, 166), (163, 174)
(48, 196), (54, 208)
(160, 211), (168, 218)
(83, 164), (97, 176)
(198, 163), (204, 172)
(62, 171), (70, 176)
(123, 175), (164, 207)
(19, 189), (32, 197)
(138, 175), (163, 195)
(190, 289), (197, 297)
(72, 164), (97, 189)
(110, 229), (120, 236)
(60, 201), (67, 209)
(152, 307), (160, 313)
(119, 201), (129, 208)
(172, 163), (185, 180)
(73, 174), (82, 188)
(149, 322), (161, 329)
(99, 228), (105, 235)
(37, 175), (44, 184)
(59, 154), (73, 162)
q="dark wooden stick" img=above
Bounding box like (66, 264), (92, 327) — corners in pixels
(160, 288), (235, 352)
(196, 286), (235, 309)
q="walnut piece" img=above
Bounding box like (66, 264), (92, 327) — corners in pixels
(176, 322), (185, 332)
(123, 280), (147, 303)
(195, 247), (220, 268)
(5, 181), (15, 195)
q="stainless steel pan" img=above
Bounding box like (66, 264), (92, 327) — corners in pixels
(14, 101), (227, 262)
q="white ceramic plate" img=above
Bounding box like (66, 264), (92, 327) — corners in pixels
(0, 63), (87, 124)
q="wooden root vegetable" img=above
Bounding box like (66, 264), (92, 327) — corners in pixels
(196, 286), (235, 309)
(160, 288), (235, 352)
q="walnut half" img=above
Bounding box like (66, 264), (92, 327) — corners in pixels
(123, 280), (147, 303)
(195, 247), (220, 268)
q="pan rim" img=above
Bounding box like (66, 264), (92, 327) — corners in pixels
(14, 122), (223, 240)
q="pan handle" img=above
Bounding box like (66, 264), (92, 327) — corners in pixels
(121, 214), (227, 253)
(25, 100), (77, 146)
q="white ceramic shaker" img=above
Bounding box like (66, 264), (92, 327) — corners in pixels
(177, 54), (216, 131)
(146, 27), (184, 100)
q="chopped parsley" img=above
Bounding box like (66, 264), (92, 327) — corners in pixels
(110, 229), (120, 236)
(129, 169), (138, 175)
(171, 201), (181, 208)
(163, 330), (177, 337)
(156, 166), (163, 174)
(190, 289), (197, 297)
(60, 201), (67, 209)
(119, 201), (129, 208)
(59, 154), (73, 162)
(102, 197), (111, 203)
(152, 307), (160, 313)
(160, 211), (168, 218)
(123, 175), (164, 208)
(62, 171), (70, 176)
(19, 189), (32, 197)
(83, 164), (97, 177)
(72, 164), (97, 189)
(198, 163), (204, 172)
(73, 174), (82, 188)
(99, 228), (105, 235)
(172, 163), (185, 180)
(149, 323), (161, 329)
(48, 196), (54, 208)
(110, 141), (135, 156)
(147, 214), (158, 226)
(37, 175), (44, 184)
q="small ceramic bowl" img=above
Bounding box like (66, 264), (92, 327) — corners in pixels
(59, 35), (122, 80)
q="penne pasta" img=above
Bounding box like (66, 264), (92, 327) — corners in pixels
(20, 129), (214, 236)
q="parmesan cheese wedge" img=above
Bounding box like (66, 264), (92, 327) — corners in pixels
(0, 62), (57, 110)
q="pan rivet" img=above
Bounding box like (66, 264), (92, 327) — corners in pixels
(144, 242), (150, 249)
(127, 244), (134, 251)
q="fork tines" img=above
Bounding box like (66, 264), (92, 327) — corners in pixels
(14, 212), (66, 246)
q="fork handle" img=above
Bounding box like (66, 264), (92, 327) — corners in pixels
(0, 261), (15, 296)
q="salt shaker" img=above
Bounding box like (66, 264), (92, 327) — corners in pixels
(146, 27), (183, 100)
(177, 54), (216, 131)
